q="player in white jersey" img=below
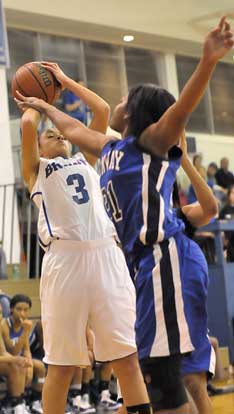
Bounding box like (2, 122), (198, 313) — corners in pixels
(19, 64), (151, 414)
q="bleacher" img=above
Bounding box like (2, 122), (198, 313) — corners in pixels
(0, 264), (40, 319)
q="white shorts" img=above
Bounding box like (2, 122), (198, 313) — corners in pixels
(40, 238), (137, 366)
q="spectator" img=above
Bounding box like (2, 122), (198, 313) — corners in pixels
(1, 295), (45, 413)
(62, 78), (89, 125)
(0, 302), (32, 413)
(215, 157), (234, 189)
(219, 186), (234, 262)
(207, 162), (218, 188)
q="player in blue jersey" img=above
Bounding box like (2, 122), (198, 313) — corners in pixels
(15, 17), (234, 414)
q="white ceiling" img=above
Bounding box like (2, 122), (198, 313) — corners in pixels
(4, 0), (234, 59)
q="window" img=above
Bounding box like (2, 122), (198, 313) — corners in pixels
(7, 29), (37, 119)
(84, 41), (123, 110)
(125, 47), (159, 89)
(176, 55), (212, 133)
(210, 62), (234, 136)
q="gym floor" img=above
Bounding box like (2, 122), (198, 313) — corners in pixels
(212, 379), (234, 413)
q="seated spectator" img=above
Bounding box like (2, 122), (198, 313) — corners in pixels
(0, 303), (32, 413)
(207, 162), (218, 188)
(1, 295), (45, 413)
(62, 78), (89, 125)
(219, 186), (234, 262)
(215, 157), (234, 189)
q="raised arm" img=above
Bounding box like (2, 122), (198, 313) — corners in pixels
(180, 132), (218, 227)
(20, 108), (41, 192)
(15, 94), (111, 159)
(41, 62), (110, 134)
(140, 17), (234, 156)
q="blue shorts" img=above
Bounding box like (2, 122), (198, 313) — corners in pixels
(134, 235), (193, 360)
(134, 233), (214, 375)
(180, 236), (215, 376)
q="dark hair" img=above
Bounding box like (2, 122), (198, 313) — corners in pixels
(208, 162), (218, 170)
(126, 84), (176, 138)
(10, 294), (32, 309)
(193, 154), (202, 165)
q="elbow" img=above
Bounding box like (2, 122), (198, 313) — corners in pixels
(207, 199), (218, 218)
(100, 102), (111, 119)
(202, 203), (218, 225)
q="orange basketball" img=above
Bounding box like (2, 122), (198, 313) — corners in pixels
(12, 62), (61, 104)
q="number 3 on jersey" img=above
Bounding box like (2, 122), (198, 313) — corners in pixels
(102, 181), (122, 222)
(67, 173), (90, 205)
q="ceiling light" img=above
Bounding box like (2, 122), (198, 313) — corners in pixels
(123, 35), (134, 42)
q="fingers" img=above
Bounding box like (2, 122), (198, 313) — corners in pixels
(223, 30), (234, 48)
(219, 16), (226, 31)
(224, 19), (231, 32)
(224, 38), (234, 48)
(41, 61), (59, 70)
(15, 90), (27, 101)
(41, 61), (57, 67)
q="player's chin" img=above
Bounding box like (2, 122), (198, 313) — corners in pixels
(56, 148), (70, 158)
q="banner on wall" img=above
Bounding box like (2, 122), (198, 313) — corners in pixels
(0, 0), (9, 67)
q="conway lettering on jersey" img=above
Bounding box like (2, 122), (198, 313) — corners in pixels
(101, 150), (124, 172)
(45, 158), (87, 178)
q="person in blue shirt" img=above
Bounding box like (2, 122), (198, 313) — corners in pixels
(62, 79), (89, 125)
(16, 17), (234, 414)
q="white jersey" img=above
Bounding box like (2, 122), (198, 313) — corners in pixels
(31, 153), (116, 249)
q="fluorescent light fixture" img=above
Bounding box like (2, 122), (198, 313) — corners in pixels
(123, 35), (134, 42)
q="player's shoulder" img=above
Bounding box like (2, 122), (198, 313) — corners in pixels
(101, 136), (121, 154)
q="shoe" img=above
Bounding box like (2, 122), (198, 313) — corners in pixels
(72, 394), (96, 414)
(31, 400), (43, 413)
(99, 390), (122, 411)
(207, 382), (234, 396)
(13, 404), (31, 414)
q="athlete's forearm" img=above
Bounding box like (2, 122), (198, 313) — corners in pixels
(182, 155), (218, 216)
(45, 104), (86, 136)
(21, 109), (41, 187)
(5, 332), (28, 356)
(44, 104), (110, 156)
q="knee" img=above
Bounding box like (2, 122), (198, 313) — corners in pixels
(113, 353), (140, 378)
(184, 374), (205, 400)
(34, 361), (46, 378)
(47, 365), (74, 381)
(7, 363), (24, 378)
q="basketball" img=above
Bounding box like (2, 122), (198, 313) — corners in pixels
(11, 62), (61, 104)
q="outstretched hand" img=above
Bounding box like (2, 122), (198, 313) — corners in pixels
(14, 91), (49, 113)
(203, 16), (234, 64)
(40, 61), (68, 89)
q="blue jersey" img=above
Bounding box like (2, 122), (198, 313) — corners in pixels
(100, 136), (185, 259)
